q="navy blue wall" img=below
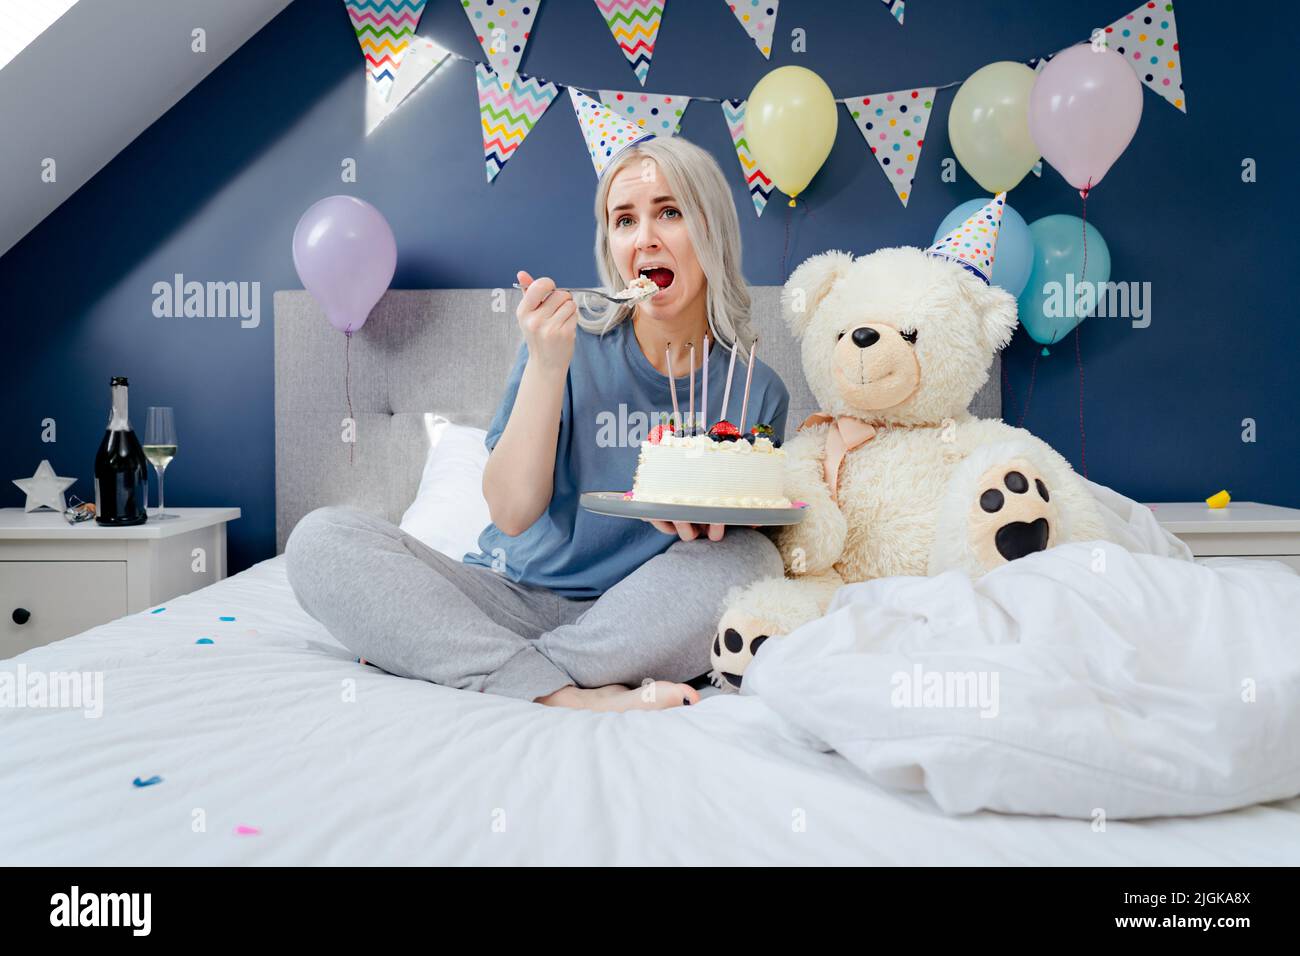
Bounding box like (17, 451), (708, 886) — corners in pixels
(4, 0), (1295, 574)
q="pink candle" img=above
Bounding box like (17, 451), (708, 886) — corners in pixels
(720, 339), (738, 422)
(665, 344), (680, 428)
(739, 337), (757, 434)
(687, 342), (695, 434)
(701, 334), (709, 432)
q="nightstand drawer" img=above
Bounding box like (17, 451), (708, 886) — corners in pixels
(1, 561), (128, 658)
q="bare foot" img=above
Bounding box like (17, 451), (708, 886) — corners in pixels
(535, 681), (699, 711)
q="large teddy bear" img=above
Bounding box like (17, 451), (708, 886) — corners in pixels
(709, 225), (1112, 690)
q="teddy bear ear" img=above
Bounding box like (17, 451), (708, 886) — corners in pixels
(961, 278), (1019, 353)
(781, 249), (856, 337)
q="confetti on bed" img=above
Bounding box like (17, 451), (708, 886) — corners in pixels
(219, 616), (236, 622)
(196, 638), (214, 645)
(150, 608), (166, 614)
(233, 825), (261, 836)
(132, 776), (163, 788)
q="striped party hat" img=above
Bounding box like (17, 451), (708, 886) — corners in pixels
(925, 192), (1006, 284)
(569, 88), (655, 177)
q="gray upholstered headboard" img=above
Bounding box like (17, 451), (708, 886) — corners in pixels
(273, 289), (1001, 553)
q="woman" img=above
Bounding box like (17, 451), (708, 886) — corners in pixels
(286, 136), (789, 712)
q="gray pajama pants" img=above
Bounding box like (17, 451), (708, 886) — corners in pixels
(284, 506), (783, 702)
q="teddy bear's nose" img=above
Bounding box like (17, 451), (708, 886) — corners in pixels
(851, 327), (880, 349)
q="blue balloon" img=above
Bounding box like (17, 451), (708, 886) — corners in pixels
(1017, 214), (1111, 353)
(933, 198), (1033, 297)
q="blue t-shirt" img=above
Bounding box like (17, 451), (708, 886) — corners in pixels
(462, 320), (790, 598)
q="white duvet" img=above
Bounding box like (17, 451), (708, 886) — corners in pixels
(744, 481), (1300, 820)
(3, 484), (1300, 864)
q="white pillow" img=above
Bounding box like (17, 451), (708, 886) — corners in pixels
(399, 415), (492, 559)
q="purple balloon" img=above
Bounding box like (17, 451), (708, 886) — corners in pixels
(1028, 44), (1143, 197)
(292, 196), (396, 334)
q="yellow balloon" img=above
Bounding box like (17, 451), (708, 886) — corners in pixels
(948, 61), (1040, 193)
(745, 66), (838, 203)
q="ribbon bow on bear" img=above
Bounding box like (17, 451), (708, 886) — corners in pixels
(798, 413), (878, 503)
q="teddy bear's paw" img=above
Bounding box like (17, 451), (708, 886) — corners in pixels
(709, 608), (780, 693)
(969, 457), (1058, 569)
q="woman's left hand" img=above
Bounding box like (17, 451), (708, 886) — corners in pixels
(649, 520), (726, 542)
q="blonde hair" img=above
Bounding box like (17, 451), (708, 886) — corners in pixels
(587, 136), (754, 356)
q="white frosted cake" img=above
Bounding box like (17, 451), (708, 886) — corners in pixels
(631, 432), (790, 508)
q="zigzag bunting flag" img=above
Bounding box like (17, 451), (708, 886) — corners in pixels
(367, 35), (450, 135)
(723, 0), (778, 58)
(344, 0), (428, 102)
(879, 0), (904, 25)
(1026, 54), (1055, 177)
(721, 98), (773, 218)
(1103, 1), (1186, 112)
(598, 90), (690, 135)
(477, 64), (559, 183)
(593, 0), (665, 87)
(461, 0), (539, 90)
(845, 87), (936, 207)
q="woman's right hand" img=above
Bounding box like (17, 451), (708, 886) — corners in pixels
(516, 270), (577, 376)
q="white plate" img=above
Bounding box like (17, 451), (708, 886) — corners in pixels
(580, 492), (808, 526)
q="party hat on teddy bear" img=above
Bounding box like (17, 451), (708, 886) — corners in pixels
(925, 192), (1007, 284)
(569, 87), (655, 177)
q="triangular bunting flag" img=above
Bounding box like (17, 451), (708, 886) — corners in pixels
(1103, 1), (1186, 112)
(460, 0), (538, 90)
(478, 64), (560, 183)
(721, 99), (773, 218)
(569, 88), (656, 177)
(879, 0), (905, 25)
(845, 87), (935, 206)
(598, 90), (690, 135)
(1025, 54), (1055, 177)
(366, 35), (451, 135)
(344, 0), (428, 102)
(927, 193), (1007, 284)
(723, 0), (778, 58)
(593, 0), (665, 87)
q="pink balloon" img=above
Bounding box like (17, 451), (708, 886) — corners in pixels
(1028, 44), (1143, 197)
(292, 196), (396, 334)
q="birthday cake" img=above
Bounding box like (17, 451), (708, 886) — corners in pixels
(630, 424), (789, 508)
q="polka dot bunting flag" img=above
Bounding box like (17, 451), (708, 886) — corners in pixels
(845, 88), (936, 207)
(598, 90), (691, 136)
(879, 0), (905, 26)
(569, 88), (656, 177)
(723, 0), (779, 59)
(1104, 1), (1185, 112)
(926, 192), (1007, 284)
(459, 0), (539, 91)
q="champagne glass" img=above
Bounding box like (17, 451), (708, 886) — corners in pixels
(143, 406), (179, 520)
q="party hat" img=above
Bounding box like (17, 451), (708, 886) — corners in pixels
(569, 87), (655, 177)
(925, 192), (1006, 283)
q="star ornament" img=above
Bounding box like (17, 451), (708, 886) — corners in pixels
(12, 460), (77, 513)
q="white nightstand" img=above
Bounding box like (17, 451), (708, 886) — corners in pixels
(1148, 501), (1300, 572)
(0, 507), (240, 658)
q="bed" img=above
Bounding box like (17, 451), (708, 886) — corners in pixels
(4, 289), (1299, 866)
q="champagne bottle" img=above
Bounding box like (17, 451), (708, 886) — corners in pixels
(94, 376), (149, 525)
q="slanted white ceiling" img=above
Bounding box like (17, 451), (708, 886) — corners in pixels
(0, 0), (80, 72)
(0, 0), (295, 259)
